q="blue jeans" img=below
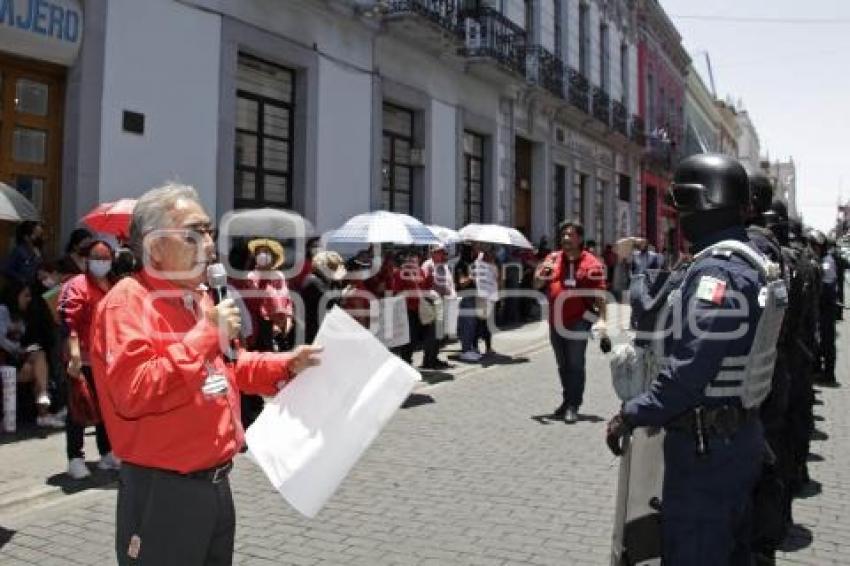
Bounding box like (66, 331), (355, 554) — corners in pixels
(458, 296), (478, 353)
(548, 319), (591, 409)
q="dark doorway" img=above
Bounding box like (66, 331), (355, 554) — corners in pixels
(515, 137), (533, 236)
(646, 185), (658, 247)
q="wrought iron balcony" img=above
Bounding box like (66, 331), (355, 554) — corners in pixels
(631, 115), (646, 146)
(644, 130), (678, 171)
(459, 7), (528, 77)
(592, 87), (611, 126)
(524, 45), (565, 98)
(385, 0), (461, 35)
(612, 100), (628, 137)
(567, 67), (590, 113)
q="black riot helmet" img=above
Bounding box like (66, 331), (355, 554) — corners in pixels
(764, 200), (789, 245)
(668, 154), (750, 244)
(667, 154), (750, 213)
(748, 172), (774, 218)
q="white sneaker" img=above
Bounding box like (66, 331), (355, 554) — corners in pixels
(98, 452), (121, 471)
(36, 414), (65, 429)
(459, 351), (482, 362)
(67, 458), (91, 480)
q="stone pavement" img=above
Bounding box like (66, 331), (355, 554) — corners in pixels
(0, 306), (847, 565)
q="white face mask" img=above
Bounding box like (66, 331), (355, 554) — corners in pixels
(88, 259), (112, 278)
(255, 252), (273, 268)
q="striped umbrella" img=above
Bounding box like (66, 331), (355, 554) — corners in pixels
(82, 198), (137, 240)
(327, 211), (440, 246)
(0, 182), (39, 222)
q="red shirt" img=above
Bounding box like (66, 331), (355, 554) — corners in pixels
(59, 274), (109, 364)
(545, 250), (607, 328)
(231, 271), (293, 347)
(392, 262), (429, 312)
(90, 271), (295, 473)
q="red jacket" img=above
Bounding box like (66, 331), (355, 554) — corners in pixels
(90, 271), (297, 473)
(545, 250), (607, 328)
(59, 274), (109, 364)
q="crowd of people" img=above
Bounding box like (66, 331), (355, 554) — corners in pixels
(0, 167), (846, 565)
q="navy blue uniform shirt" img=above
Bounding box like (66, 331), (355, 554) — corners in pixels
(623, 226), (764, 427)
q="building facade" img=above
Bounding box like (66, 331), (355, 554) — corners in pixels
(763, 157), (797, 219)
(734, 107), (761, 173)
(0, 0), (652, 254)
(683, 67), (720, 158)
(0, 0), (85, 254)
(715, 99), (740, 159)
(635, 0), (689, 256)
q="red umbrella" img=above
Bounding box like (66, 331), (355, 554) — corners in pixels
(82, 198), (136, 240)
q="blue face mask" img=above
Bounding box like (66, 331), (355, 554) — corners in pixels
(88, 259), (112, 278)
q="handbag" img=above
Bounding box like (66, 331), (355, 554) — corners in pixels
(69, 372), (102, 427)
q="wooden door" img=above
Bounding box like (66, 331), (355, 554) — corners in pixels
(0, 54), (65, 256)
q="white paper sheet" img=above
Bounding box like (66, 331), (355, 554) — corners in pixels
(372, 295), (410, 348)
(245, 306), (419, 518)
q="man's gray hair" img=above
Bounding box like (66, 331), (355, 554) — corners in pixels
(129, 182), (201, 257)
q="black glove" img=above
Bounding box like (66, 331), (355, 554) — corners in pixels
(599, 335), (612, 354)
(606, 413), (630, 457)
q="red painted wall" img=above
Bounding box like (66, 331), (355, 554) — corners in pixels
(637, 32), (686, 252)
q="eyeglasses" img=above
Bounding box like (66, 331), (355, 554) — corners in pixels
(177, 225), (217, 244)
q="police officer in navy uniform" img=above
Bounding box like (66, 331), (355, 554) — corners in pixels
(606, 154), (786, 565)
(746, 176), (794, 563)
(785, 219), (819, 492)
(810, 230), (838, 385)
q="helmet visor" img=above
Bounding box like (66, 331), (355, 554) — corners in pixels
(667, 183), (711, 212)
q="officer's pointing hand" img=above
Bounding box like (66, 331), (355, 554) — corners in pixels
(205, 298), (242, 340)
(286, 344), (324, 375)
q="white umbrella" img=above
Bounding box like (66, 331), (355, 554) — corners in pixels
(0, 182), (39, 222)
(327, 211), (440, 246)
(427, 225), (462, 246)
(459, 223), (534, 249)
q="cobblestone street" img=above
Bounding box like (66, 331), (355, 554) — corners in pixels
(0, 313), (847, 565)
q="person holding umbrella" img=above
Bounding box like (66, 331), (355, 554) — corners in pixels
(60, 235), (120, 479)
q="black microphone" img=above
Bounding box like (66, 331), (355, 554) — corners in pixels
(206, 263), (237, 363)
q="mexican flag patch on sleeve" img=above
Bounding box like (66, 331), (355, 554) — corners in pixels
(695, 275), (727, 305)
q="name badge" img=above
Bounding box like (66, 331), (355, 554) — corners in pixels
(202, 364), (229, 398)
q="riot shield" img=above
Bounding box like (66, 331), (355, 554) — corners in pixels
(610, 427), (665, 566)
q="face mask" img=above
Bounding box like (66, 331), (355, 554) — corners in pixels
(255, 252), (273, 268)
(88, 259), (112, 278)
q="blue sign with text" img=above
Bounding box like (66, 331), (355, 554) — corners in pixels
(0, 0), (81, 43)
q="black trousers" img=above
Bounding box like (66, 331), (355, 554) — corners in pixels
(819, 289), (837, 380)
(117, 463), (235, 566)
(65, 366), (111, 460)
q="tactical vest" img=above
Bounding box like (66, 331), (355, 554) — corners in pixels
(691, 240), (789, 409)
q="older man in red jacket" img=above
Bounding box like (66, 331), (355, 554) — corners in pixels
(90, 183), (321, 566)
